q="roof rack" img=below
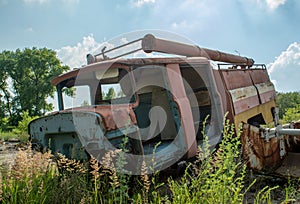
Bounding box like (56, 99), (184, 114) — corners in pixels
(87, 34), (255, 67)
(217, 63), (266, 70)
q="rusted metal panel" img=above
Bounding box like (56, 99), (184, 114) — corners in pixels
(212, 70), (234, 122)
(219, 69), (253, 90)
(241, 123), (283, 172)
(165, 63), (197, 158)
(272, 121), (300, 177)
(220, 70), (260, 115)
(218, 67), (276, 118)
(234, 100), (276, 130)
(61, 105), (137, 132)
(255, 82), (276, 104)
(228, 86), (260, 115)
(242, 121), (300, 173)
(249, 69), (276, 104)
(285, 121), (300, 151)
(51, 58), (209, 86)
(248, 69), (270, 84)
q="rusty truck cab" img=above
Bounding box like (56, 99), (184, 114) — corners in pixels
(29, 57), (225, 169)
(29, 34), (300, 175)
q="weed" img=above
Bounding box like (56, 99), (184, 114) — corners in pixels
(1, 121), (299, 203)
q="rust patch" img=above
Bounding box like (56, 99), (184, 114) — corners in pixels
(285, 121), (300, 152)
(241, 123), (283, 172)
(61, 105), (137, 132)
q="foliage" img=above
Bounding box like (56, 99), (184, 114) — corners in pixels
(1, 122), (299, 203)
(168, 119), (250, 203)
(0, 131), (18, 141)
(0, 48), (69, 126)
(282, 104), (300, 123)
(0, 117), (9, 131)
(12, 111), (39, 137)
(276, 92), (300, 119)
(103, 87), (116, 100)
(0, 51), (12, 120)
(0, 111), (38, 142)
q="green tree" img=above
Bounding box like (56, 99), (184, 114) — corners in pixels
(0, 48), (69, 125)
(104, 87), (116, 100)
(0, 51), (13, 119)
(81, 100), (90, 106)
(276, 92), (300, 119)
(282, 105), (300, 123)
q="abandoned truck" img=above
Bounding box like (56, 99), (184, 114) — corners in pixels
(29, 34), (300, 175)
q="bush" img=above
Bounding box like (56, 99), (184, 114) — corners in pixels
(282, 105), (300, 123)
(12, 111), (38, 138)
(0, 117), (9, 132)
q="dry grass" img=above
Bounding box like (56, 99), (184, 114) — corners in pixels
(11, 145), (54, 180)
(1, 129), (300, 204)
(56, 152), (87, 174)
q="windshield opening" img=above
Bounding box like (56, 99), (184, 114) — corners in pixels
(58, 68), (136, 110)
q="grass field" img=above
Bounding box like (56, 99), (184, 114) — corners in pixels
(0, 121), (299, 203)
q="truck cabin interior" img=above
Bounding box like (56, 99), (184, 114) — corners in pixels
(56, 61), (212, 152)
(179, 65), (211, 143)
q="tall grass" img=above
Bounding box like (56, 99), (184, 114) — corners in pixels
(1, 121), (299, 203)
(168, 119), (251, 203)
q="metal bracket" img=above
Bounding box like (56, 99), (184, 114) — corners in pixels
(261, 127), (276, 142)
(279, 135), (286, 158)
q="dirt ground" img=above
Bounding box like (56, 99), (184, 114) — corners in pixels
(0, 140), (19, 174)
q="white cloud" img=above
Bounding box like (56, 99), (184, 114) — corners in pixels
(268, 42), (300, 92)
(55, 32), (179, 69)
(56, 34), (104, 68)
(251, 0), (287, 10)
(51, 35), (102, 111)
(238, 0), (287, 11)
(131, 0), (156, 7)
(265, 0), (286, 10)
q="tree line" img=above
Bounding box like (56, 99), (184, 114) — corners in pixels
(277, 92), (300, 123)
(0, 48), (69, 129)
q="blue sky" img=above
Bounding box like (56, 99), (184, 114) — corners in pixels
(1, 0), (300, 92)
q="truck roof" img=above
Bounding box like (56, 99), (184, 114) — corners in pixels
(51, 57), (210, 86)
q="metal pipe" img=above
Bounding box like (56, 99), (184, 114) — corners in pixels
(141, 34), (255, 66)
(277, 126), (300, 136)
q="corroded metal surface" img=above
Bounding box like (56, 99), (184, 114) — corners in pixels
(220, 69), (260, 115)
(141, 34), (255, 66)
(285, 121), (300, 152)
(249, 69), (276, 104)
(165, 63), (197, 158)
(241, 123), (283, 172)
(61, 105), (137, 131)
(241, 121), (300, 174)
